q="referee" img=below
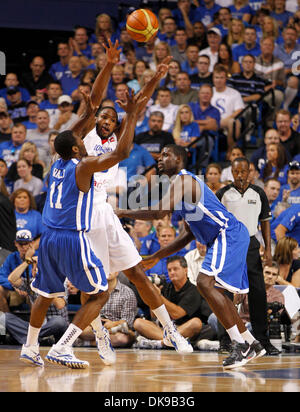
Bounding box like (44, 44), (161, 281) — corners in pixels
(216, 157), (280, 355)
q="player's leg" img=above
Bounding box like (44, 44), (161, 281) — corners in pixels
(20, 295), (53, 367)
(197, 273), (254, 369)
(46, 291), (110, 369)
(124, 264), (193, 354)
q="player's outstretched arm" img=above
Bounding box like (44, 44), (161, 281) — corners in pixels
(116, 56), (172, 139)
(75, 39), (121, 136)
(90, 39), (121, 107)
(71, 91), (98, 138)
(142, 222), (195, 271)
(77, 92), (146, 191)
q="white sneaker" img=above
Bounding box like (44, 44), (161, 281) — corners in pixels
(163, 322), (193, 354)
(135, 335), (163, 349)
(93, 327), (116, 366)
(20, 344), (44, 367)
(45, 344), (89, 369)
(196, 339), (220, 351)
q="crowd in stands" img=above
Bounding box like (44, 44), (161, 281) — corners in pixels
(0, 0), (300, 351)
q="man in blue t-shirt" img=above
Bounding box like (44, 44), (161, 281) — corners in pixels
(276, 161), (300, 205)
(49, 42), (72, 81)
(233, 27), (261, 65)
(274, 204), (300, 245)
(0, 230), (35, 312)
(119, 143), (156, 182)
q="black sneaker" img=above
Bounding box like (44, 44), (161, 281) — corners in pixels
(218, 341), (232, 354)
(262, 341), (281, 355)
(222, 340), (254, 369)
(249, 340), (266, 360)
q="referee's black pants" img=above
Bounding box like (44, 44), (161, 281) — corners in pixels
(217, 236), (269, 344)
(246, 236), (269, 344)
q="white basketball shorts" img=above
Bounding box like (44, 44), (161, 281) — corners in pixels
(86, 201), (142, 276)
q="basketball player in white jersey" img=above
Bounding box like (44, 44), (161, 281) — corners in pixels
(82, 40), (192, 354)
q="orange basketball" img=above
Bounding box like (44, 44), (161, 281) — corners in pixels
(126, 9), (159, 43)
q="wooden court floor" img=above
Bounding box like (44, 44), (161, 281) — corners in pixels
(0, 347), (300, 392)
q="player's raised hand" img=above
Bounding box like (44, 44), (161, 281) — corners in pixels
(116, 90), (147, 114)
(156, 55), (173, 79)
(103, 39), (121, 64)
(79, 90), (97, 116)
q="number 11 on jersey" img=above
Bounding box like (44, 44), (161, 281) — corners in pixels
(49, 181), (63, 209)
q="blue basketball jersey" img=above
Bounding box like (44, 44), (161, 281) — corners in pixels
(43, 158), (94, 231)
(176, 169), (239, 245)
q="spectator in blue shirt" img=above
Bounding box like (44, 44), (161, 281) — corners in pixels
(195, 0), (221, 28)
(157, 17), (177, 46)
(119, 143), (157, 183)
(145, 225), (190, 283)
(0, 73), (30, 105)
(181, 45), (199, 76)
(71, 26), (92, 60)
(275, 204), (300, 245)
(259, 142), (289, 184)
(215, 7), (232, 38)
(49, 42), (71, 81)
(40, 81), (62, 116)
(10, 188), (44, 250)
(277, 160), (300, 205)
(172, 0), (198, 30)
(232, 26), (261, 65)
(0, 229), (35, 312)
(0, 123), (27, 168)
(60, 56), (83, 96)
(270, 0), (293, 29)
(229, 0), (254, 23)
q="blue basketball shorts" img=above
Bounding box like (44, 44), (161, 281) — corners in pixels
(201, 221), (250, 294)
(31, 228), (108, 298)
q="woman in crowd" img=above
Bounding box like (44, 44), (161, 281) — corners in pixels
(217, 43), (240, 76)
(260, 142), (288, 184)
(205, 163), (225, 194)
(10, 188), (44, 249)
(159, 59), (181, 91)
(13, 159), (44, 197)
(225, 18), (245, 49)
(273, 237), (300, 287)
(149, 42), (171, 72)
(7, 141), (44, 183)
(127, 60), (149, 94)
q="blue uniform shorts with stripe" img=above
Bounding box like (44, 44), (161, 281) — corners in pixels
(200, 221), (250, 294)
(31, 228), (108, 298)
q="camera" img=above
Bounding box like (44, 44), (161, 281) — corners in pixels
(149, 274), (167, 288)
(120, 217), (135, 234)
(267, 301), (284, 339)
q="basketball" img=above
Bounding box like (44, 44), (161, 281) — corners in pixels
(126, 9), (159, 43)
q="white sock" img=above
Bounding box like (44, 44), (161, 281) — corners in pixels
(152, 304), (172, 327)
(56, 323), (82, 347)
(26, 325), (41, 347)
(226, 325), (245, 344)
(90, 315), (104, 336)
(241, 329), (255, 344)
(284, 87), (297, 109)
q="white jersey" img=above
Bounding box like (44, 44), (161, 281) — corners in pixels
(84, 127), (119, 204)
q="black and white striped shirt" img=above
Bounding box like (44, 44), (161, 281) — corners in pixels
(216, 183), (272, 237)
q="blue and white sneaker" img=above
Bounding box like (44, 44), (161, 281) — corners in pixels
(163, 322), (193, 354)
(45, 344), (89, 369)
(93, 327), (116, 365)
(20, 344), (44, 367)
